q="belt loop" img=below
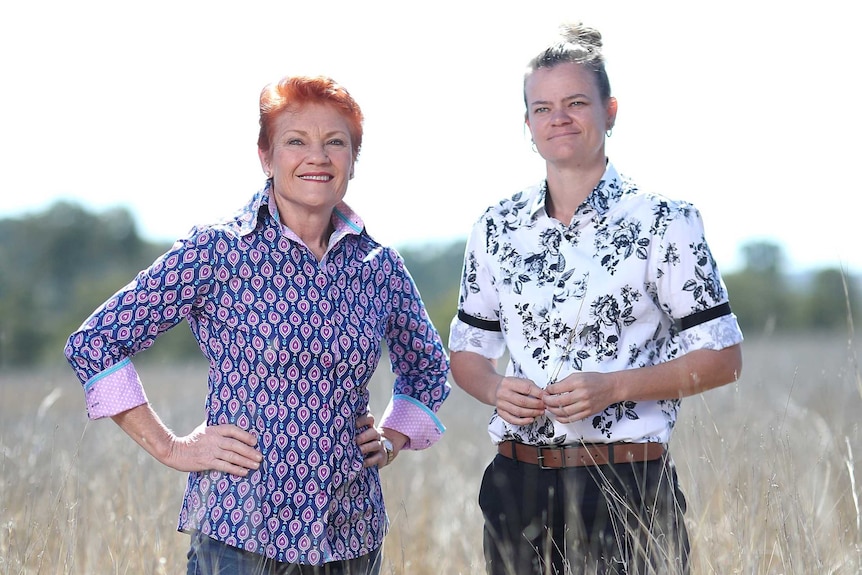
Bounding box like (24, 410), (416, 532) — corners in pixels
(607, 443), (614, 465)
(510, 440), (517, 463)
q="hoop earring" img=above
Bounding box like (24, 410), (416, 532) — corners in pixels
(531, 141), (538, 153)
(605, 129), (613, 138)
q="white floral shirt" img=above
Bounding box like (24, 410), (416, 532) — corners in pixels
(449, 162), (743, 446)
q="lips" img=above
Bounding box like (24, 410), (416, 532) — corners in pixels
(299, 174), (334, 182)
(548, 131), (579, 140)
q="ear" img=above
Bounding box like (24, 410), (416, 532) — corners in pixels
(606, 97), (618, 131)
(258, 147), (272, 177)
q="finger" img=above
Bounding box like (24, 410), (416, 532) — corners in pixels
(217, 447), (263, 472)
(215, 458), (256, 477)
(210, 432), (263, 464)
(222, 443), (264, 466)
(194, 447), (260, 478)
(542, 392), (569, 408)
(503, 378), (544, 398)
(544, 380), (574, 395)
(355, 412), (376, 430)
(498, 409), (540, 426)
(499, 400), (544, 419)
(355, 426), (380, 443)
(498, 391), (545, 412)
(355, 428), (381, 454)
(212, 424), (259, 447)
(546, 401), (574, 416)
(549, 404), (587, 423)
(357, 436), (381, 456)
(363, 443), (386, 468)
(497, 400), (545, 424)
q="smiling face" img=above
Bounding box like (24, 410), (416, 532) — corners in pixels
(525, 61), (617, 170)
(258, 103), (355, 223)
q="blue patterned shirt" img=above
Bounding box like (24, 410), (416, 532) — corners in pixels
(449, 162), (742, 446)
(65, 183), (451, 564)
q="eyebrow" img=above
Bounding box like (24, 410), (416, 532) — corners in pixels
(529, 94), (591, 107)
(283, 129), (349, 137)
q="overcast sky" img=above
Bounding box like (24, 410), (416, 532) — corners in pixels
(1, 1), (859, 274)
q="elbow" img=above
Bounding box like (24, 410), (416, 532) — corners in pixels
(449, 350), (470, 389)
(449, 350), (494, 385)
(723, 343), (743, 383)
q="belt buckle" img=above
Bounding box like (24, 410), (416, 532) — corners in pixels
(536, 445), (564, 470)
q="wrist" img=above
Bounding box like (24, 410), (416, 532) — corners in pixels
(380, 436), (395, 465)
(491, 375), (505, 406)
(379, 427), (408, 465)
(608, 370), (625, 404)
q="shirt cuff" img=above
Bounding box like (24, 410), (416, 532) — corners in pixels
(448, 316), (507, 359)
(379, 395), (446, 450)
(83, 358), (149, 419)
(679, 313), (744, 353)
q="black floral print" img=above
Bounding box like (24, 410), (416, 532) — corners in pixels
(450, 162), (744, 446)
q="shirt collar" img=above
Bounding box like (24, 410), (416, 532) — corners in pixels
(230, 180), (366, 244)
(528, 161), (626, 221)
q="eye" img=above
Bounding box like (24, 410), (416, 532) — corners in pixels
(327, 138), (347, 147)
(532, 106), (549, 114)
(569, 100), (586, 107)
(287, 138), (304, 146)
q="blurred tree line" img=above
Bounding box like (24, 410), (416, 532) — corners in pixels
(0, 202), (858, 368)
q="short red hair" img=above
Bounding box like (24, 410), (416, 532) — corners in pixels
(257, 75), (364, 161)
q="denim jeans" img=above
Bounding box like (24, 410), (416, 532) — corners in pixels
(186, 531), (383, 575)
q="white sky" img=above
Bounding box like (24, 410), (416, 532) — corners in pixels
(1, 1), (859, 274)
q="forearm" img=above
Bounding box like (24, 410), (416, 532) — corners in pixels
(609, 345), (743, 403)
(450, 350), (502, 406)
(111, 403), (176, 465)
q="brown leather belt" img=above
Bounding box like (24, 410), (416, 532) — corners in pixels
(497, 440), (665, 468)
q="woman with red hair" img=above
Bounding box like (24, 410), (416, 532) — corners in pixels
(65, 75), (450, 574)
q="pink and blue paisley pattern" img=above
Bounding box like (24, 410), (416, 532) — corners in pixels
(65, 185), (450, 564)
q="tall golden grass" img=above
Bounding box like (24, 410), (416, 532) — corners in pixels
(2, 333), (860, 574)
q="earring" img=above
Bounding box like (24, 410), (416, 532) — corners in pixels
(605, 129), (613, 138)
(531, 141), (538, 153)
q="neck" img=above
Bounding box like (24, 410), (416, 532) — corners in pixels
(278, 206), (335, 261)
(544, 159), (606, 223)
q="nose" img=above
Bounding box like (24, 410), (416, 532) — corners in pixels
(550, 108), (572, 126)
(306, 142), (331, 163)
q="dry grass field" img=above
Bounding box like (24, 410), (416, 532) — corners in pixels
(2, 333), (861, 574)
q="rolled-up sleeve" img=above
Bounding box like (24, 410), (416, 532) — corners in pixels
(655, 204), (744, 352)
(379, 251), (450, 450)
(448, 216), (508, 359)
(79, 358), (148, 419)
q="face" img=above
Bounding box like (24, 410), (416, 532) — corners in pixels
(525, 62), (617, 168)
(258, 103), (355, 220)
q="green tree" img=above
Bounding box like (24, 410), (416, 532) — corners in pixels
(0, 202), (200, 367)
(398, 239), (466, 345)
(723, 240), (795, 334)
(801, 267), (860, 331)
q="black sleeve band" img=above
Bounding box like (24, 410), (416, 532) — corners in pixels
(457, 309), (502, 332)
(678, 302), (732, 331)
